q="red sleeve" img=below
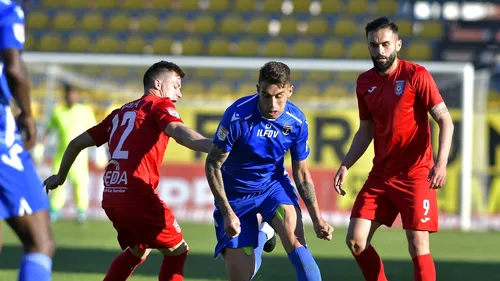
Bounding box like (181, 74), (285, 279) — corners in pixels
(153, 99), (183, 131)
(87, 110), (117, 147)
(356, 78), (373, 120)
(413, 66), (444, 110)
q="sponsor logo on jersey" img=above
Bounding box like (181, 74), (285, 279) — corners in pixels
(282, 125), (292, 135)
(217, 126), (228, 141)
(257, 128), (278, 138)
(395, 80), (405, 96)
(166, 107), (180, 118)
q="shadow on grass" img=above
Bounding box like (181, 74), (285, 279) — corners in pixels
(1, 245), (499, 281)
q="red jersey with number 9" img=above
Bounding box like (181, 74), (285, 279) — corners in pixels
(87, 94), (183, 207)
(356, 59), (444, 178)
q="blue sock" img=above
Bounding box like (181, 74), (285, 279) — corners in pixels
(287, 246), (322, 281)
(251, 230), (268, 280)
(18, 253), (52, 281)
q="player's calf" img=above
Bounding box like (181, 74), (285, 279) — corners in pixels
(406, 230), (435, 281)
(103, 247), (148, 281)
(158, 240), (189, 281)
(7, 210), (55, 281)
(272, 205), (322, 281)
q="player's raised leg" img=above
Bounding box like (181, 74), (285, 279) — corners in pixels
(271, 204), (322, 281)
(256, 213), (276, 253)
(346, 218), (386, 281)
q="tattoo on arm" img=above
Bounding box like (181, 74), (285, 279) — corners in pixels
(205, 145), (231, 216)
(430, 103), (449, 119)
(296, 180), (317, 207)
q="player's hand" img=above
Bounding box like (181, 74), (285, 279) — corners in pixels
(313, 217), (333, 241)
(223, 212), (241, 238)
(43, 174), (65, 194)
(16, 113), (37, 150)
(428, 161), (447, 189)
(333, 165), (347, 196)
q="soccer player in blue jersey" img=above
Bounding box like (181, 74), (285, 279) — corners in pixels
(205, 61), (333, 281)
(0, 1), (55, 280)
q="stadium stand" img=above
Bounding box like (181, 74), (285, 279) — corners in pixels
(26, 0), (482, 115)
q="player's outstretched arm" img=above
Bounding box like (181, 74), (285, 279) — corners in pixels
(3, 49), (36, 150)
(44, 132), (96, 192)
(428, 102), (454, 189)
(334, 120), (374, 195)
(165, 122), (212, 153)
(292, 159), (333, 241)
(205, 144), (240, 238)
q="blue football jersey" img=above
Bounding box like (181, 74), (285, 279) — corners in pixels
(213, 94), (310, 194)
(0, 0), (24, 148)
(0, 0), (25, 105)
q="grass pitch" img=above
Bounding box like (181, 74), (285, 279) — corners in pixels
(0, 220), (498, 280)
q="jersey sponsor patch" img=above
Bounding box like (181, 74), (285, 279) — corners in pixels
(394, 80), (405, 96)
(217, 126), (228, 141)
(12, 23), (25, 44)
(166, 107), (180, 118)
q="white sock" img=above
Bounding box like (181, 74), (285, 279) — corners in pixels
(259, 222), (275, 240)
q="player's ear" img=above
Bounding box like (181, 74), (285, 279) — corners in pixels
(288, 84), (294, 98)
(256, 84), (260, 94)
(396, 38), (402, 52)
(154, 79), (162, 90)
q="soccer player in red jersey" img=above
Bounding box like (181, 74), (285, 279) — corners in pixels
(333, 17), (454, 281)
(43, 61), (213, 281)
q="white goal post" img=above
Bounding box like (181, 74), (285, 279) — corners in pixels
(23, 52), (475, 231)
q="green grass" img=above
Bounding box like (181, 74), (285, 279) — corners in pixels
(1, 220), (499, 280)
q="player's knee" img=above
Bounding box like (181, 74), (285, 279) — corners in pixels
(158, 240), (189, 256)
(346, 235), (367, 255)
(129, 246), (151, 259)
(26, 233), (56, 257)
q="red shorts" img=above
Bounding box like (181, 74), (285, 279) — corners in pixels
(350, 174), (438, 232)
(103, 196), (183, 251)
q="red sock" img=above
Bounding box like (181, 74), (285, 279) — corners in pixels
(158, 251), (188, 281)
(413, 254), (436, 281)
(103, 249), (146, 281)
(353, 245), (388, 281)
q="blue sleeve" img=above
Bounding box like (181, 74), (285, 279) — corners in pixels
(212, 108), (242, 153)
(0, 7), (25, 51)
(290, 120), (310, 161)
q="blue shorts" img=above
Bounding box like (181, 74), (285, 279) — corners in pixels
(0, 147), (49, 219)
(213, 179), (300, 257)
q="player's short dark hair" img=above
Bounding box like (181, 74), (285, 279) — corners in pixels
(365, 17), (399, 37)
(143, 61), (185, 88)
(63, 83), (77, 95)
(258, 61), (291, 88)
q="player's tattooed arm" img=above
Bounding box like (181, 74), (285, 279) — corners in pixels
(429, 102), (450, 120)
(205, 144), (233, 216)
(292, 160), (321, 222)
(429, 102), (454, 167)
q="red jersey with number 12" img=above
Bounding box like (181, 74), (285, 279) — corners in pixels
(87, 95), (183, 207)
(356, 59), (444, 178)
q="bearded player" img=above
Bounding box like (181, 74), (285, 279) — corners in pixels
(44, 61), (213, 281)
(334, 17), (454, 281)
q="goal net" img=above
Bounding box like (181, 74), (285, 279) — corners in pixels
(24, 52), (496, 231)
